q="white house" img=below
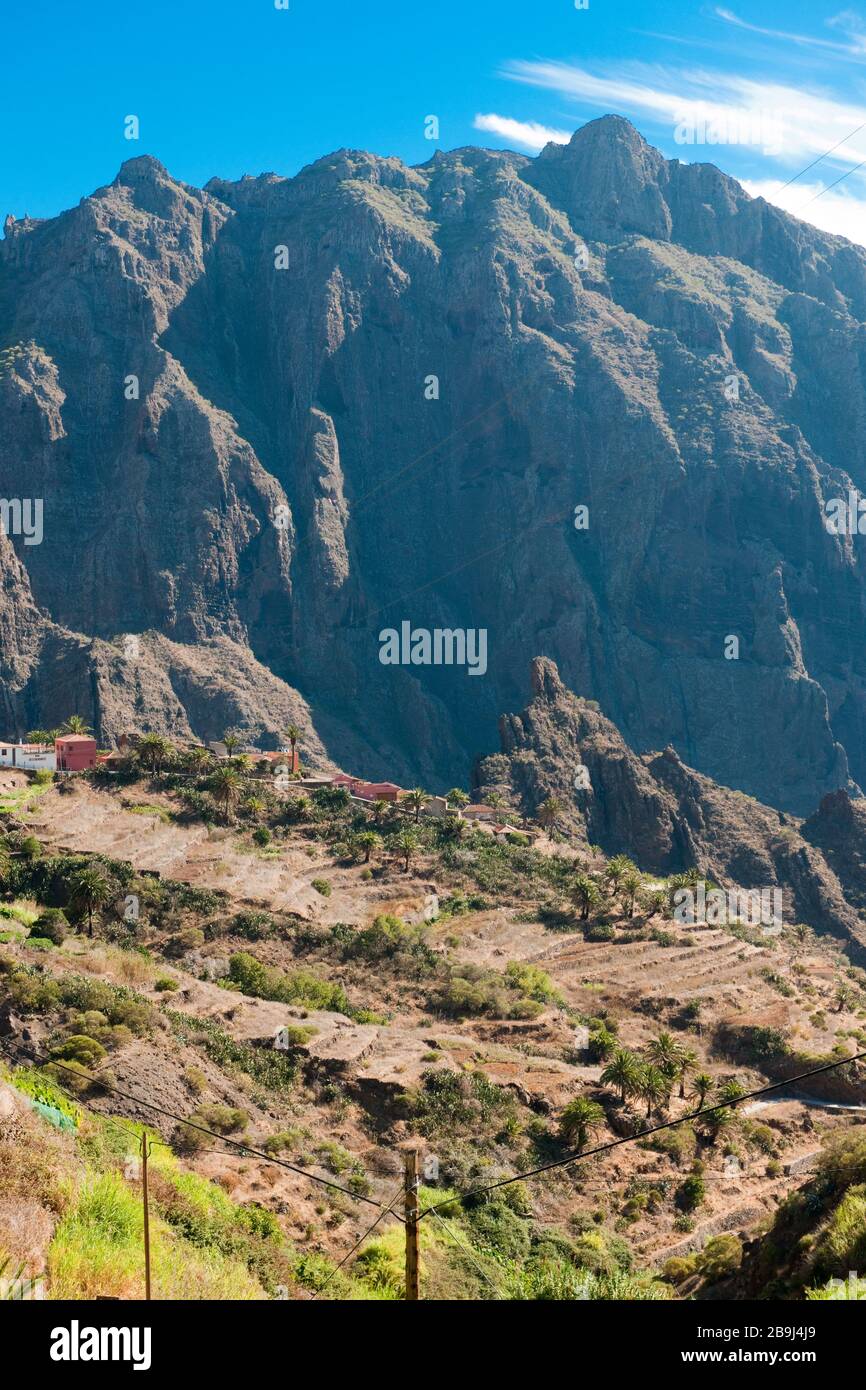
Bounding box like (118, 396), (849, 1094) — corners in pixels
(0, 742), (56, 773)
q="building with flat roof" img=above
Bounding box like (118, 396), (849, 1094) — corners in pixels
(55, 735), (97, 771)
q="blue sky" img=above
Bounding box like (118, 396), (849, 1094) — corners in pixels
(5, 1), (866, 243)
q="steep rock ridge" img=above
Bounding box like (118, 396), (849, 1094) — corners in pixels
(1, 121), (866, 804)
(475, 658), (866, 960)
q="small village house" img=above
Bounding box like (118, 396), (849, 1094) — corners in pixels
(55, 735), (97, 771)
(354, 781), (406, 803)
(0, 740), (56, 773)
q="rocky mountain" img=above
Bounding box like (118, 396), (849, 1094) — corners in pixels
(2, 116), (866, 807)
(476, 657), (866, 962)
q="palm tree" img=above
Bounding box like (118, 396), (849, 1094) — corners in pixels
(369, 799), (389, 827)
(62, 714), (92, 735)
(676, 1048), (699, 1100)
(285, 724), (300, 766)
(222, 731), (241, 756)
(701, 1105), (735, 1142)
(635, 1062), (671, 1119)
(571, 872), (601, 921)
(405, 788), (427, 823)
(356, 831), (382, 865)
(446, 788), (469, 809)
(25, 729), (50, 745)
(486, 791), (507, 812)
(691, 1072), (714, 1110)
(716, 1078), (746, 1108)
(537, 796), (562, 831)
(394, 829), (420, 873)
(210, 766), (241, 819)
(70, 865), (111, 937)
(604, 855), (635, 895)
(136, 733), (173, 776)
(183, 746), (213, 775)
(645, 1032), (684, 1080)
(619, 869), (643, 918)
(641, 885), (668, 918)
(835, 984), (856, 1013)
(559, 1097), (605, 1152)
(587, 1023), (617, 1062)
(601, 1049), (641, 1105)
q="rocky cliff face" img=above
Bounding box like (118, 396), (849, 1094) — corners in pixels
(2, 118), (866, 805)
(476, 658), (866, 961)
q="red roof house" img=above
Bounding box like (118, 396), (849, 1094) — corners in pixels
(354, 782), (405, 802)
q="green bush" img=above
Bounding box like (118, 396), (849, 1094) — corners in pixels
(231, 911), (274, 941)
(675, 1173), (706, 1212)
(50, 1034), (107, 1068)
(32, 908), (69, 945)
(585, 921), (615, 942)
(311, 878), (331, 897)
(227, 952), (350, 1015)
(698, 1234), (742, 1282)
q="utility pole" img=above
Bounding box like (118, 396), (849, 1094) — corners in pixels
(141, 1132), (152, 1301)
(403, 1149), (420, 1301)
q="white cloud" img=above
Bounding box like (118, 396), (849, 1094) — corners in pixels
(714, 6), (866, 56)
(503, 59), (866, 168)
(473, 112), (571, 152)
(742, 177), (866, 246)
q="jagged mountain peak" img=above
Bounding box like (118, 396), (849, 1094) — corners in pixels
(525, 113), (671, 242)
(4, 119), (866, 812)
(114, 153), (171, 183)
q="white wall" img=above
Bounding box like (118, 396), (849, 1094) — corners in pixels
(0, 744), (56, 772)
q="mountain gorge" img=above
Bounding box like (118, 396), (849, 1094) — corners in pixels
(3, 116), (866, 813)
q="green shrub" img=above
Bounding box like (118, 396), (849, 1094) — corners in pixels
(50, 1035), (107, 1068)
(33, 908), (69, 944)
(663, 1255), (698, 1284)
(675, 1174), (706, 1212)
(698, 1234), (742, 1282)
(311, 878), (331, 897)
(231, 911), (273, 941)
(585, 921), (615, 943)
(227, 952), (350, 1015)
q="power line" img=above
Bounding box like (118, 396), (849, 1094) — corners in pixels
(797, 159), (866, 210)
(31, 1052), (394, 1213)
(418, 1048), (866, 1220)
(778, 121), (866, 192)
(428, 1207), (506, 1300)
(313, 1180), (406, 1297)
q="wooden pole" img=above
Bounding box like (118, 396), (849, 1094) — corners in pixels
(141, 1133), (152, 1302)
(404, 1149), (420, 1301)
